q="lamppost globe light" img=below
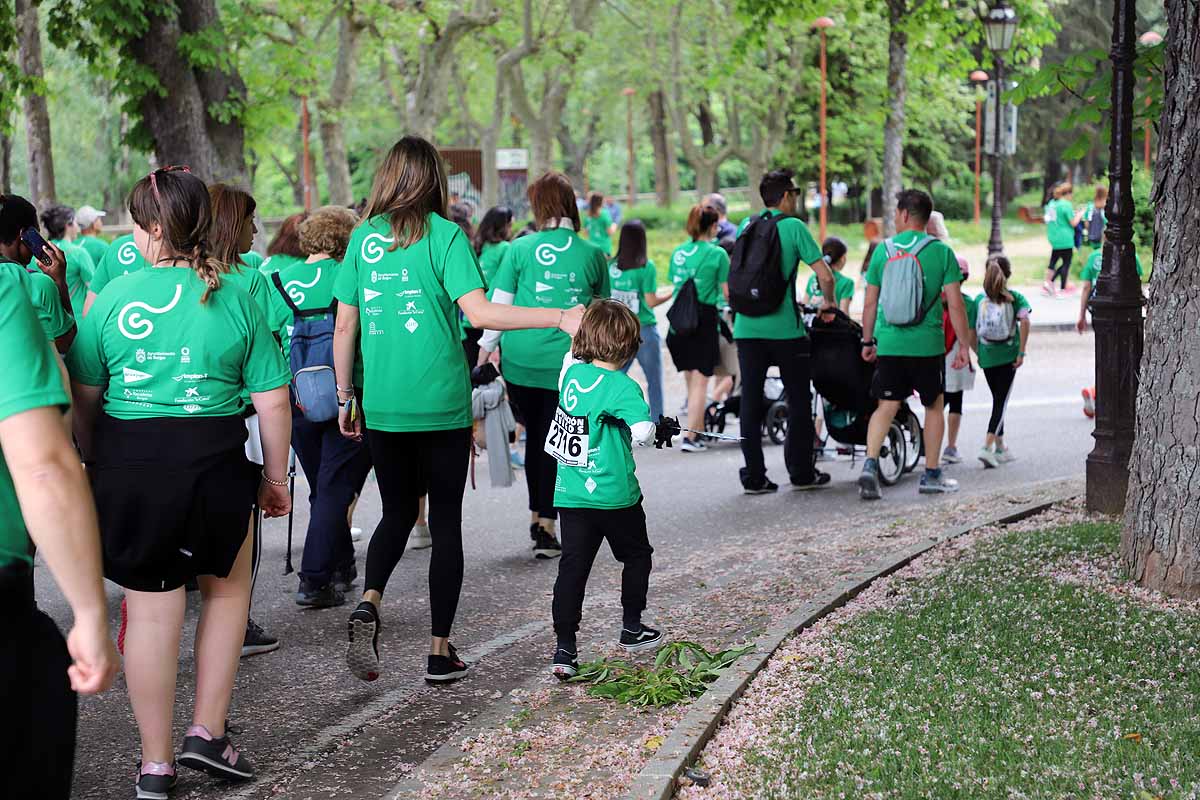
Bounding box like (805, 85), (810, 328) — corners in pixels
(1139, 31), (1162, 45)
(969, 69), (990, 83)
(984, 3), (1019, 53)
(812, 16), (835, 29)
(983, 3), (1018, 257)
(621, 87), (635, 97)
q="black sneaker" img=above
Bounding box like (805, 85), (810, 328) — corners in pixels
(346, 601), (381, 682)
(178, 724), (253, 780)
(295, 580), (346, 609)
(332, 564), (358, 593)
(533, 529), (562, 559)
(858, 460), (882, 501)
(425, 642), (470, 684)
(241, 618), (279, 658)
(529, 522), (541, 547)
(618, 624), (665, 653)
(550, 647), (579, 680)
(135, 762), (177, 800)
(742, 478), (779, 495)
(791, 470), (832, 491)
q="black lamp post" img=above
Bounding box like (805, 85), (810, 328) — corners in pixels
(984, 2), (1018, 257)
(1085, 0), (1145, 514)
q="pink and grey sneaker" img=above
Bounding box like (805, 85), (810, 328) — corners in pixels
(135, 761), (177, 800)
(178, 724), (253, 780)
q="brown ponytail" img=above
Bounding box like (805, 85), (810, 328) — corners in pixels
(983, 256), (1013, 303)
(128, 168), (222, 303)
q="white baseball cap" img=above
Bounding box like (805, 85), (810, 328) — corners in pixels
(76, 205), (106, 229)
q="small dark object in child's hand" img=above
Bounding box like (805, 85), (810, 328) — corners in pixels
(654, 416), (681, 449)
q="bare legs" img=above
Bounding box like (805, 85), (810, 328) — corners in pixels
(684, 370), (709, 441)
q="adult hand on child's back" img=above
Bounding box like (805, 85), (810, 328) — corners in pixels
(559, 305), (585, 337)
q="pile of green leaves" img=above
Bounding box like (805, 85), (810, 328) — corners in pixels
(569, 641), (753, 707)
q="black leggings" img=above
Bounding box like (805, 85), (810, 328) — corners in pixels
(363, 427), (472, 638)
(983, 364), (1017, 436)
(506, 382), (559, 520)
(944, 390), (963, 415)
(1048, 248), (1073, 290)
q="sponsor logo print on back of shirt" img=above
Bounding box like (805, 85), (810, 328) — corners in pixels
(362, 233), (395, 264)
(535, 239), (572, 266)
(118, 284), (184, 340)
(673, 245), (698, 267)
(123, 367), (152, 384)
(117, 241), (138, 266)
(285, 269), (321, 304)
(363, 288), (382, 302)
(562, 374), (604, 412)
(535, 282), (554, 293)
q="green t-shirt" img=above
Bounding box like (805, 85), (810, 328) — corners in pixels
(805, 271), (856, 304)
(609, 259), (658, 327)
(865, 231), (963, 358)
(23, 267), (74, 341)
(268, 257), (339, 359)
(583, 210), (613, 255)
(240, 251), (265, 271)
(1080, 249), (1145, 284)
(0, 263), (70, 567)
(77, 234), (110, 267)
(1044, 198), (1077, 250)
(670, 240), (730, 308)
(492, 227), (611, 390)
(46, 239), (94, 318)
(90, 234), (147, 296)
(259, 253), (305, 275)
(332, 213), (486, 432)
(962, 293), (978, 332)
(66, 266), (290, 420)
(551, 360), (652, 509)
(733, 210), (822, 340)
(461, 241), (508, 333)
(971, 290), (1031, 369)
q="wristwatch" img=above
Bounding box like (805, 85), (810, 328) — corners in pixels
(861, 337), (878, 348)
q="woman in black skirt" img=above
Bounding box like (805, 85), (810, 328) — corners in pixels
(67, 168), (293, 793)
(667, 205), (729, 452)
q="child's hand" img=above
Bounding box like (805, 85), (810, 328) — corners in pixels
(654, 415), (681, 449)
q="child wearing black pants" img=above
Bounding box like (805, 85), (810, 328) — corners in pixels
(546, 300), (676, 678)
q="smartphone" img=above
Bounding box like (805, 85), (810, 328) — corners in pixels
(20, 228), (52, 266)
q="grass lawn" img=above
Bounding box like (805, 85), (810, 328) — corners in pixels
(726, 521), (1200, 799)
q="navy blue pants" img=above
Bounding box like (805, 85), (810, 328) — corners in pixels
(291, 413), (373, 587)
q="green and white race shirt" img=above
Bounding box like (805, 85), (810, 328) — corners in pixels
(89, 234), (147, 296)
(669, 240), (729, 307)
(268, 256), (340, 359)
(22, 265), (74, 341)
(47, 238), (94, 318)
(550, 356), (654, 510)
(609, 259), (658, 326)
(77, 234), (110, 267)
(732, 210), (822, 340)
(259, 253), (305, 276)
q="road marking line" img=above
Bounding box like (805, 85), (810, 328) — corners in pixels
(962, 395), (1082, 412)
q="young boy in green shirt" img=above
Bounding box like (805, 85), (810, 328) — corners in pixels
(547, 300), (677, 678)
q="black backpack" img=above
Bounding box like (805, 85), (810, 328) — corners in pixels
(1087, 207), (1106, 243)
(728, 211), (791, 317)
(666, 277), (701, 335)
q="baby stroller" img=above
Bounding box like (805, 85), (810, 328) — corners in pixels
(703, 374), (790, 444)
(808, 308), (923, 485)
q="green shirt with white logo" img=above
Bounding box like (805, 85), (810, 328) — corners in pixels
(240, 251), (265, 271)
(90, 234), (147, 296)
(66, 266), (290, 420)
(1044, 198), (1077, 250)
(1080, 249), (1144, 284)
(0, 263), (70, 567)
(77, 234), (109, 267)
(492, 227), (611, 390)
(971, 290), (1031, 369)
(670, 240), (729, 307)
(609, 259), (658, 327)
(44, 239), (94, 319)
(268, 257), (339, 359)
(865, 231), (963, 358)
(23, 267), (74, 341)
(733, 210), (822, 340)
(461, 241), (507, 334)
(259, 253), (305, 275)
(551, 360), (651, 510)
(583, 209), (613, 255)
(333, 213), (486, 432)
(805, 271), (855, 305)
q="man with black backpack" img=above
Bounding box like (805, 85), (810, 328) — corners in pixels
(728, 169), (838, 494)
(858, 190), (971, 500)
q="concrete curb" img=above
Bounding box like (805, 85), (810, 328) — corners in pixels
(620, 494), (1073, 800)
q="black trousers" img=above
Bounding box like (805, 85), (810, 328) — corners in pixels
(553, 502), (653, 643)
(1, 565), (76, 799)
(983, 364), (1017, 436)
(364, 427), (471, 638)
(506, 382), (559, 520)
(944, 390), (964, 415)
(1048, 248), (1074, 290)
(735, 337), (816, 486)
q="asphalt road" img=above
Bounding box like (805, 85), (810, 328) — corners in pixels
(43, 330), (1097, 799)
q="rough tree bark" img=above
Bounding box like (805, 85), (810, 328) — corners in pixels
(648, 89), (675, 207)
(128, 0), (247, 184)
(319, 10), (363, 206)
(735, 34), (804, 213)
(881, 0), (908, 237)
(16, 0), (55, 207)
(0, 121), (11, 195)
(1123, 0), (1200, 598)
(557, 113), (598, 192)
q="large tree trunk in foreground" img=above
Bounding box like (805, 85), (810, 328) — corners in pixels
(16, 0), (55, 207)
(881, 0), (907, 237)
(1123, 0), (1200, 598)
(128, 0), (247, 184)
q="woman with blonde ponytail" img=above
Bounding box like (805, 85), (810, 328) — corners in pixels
(972, 255), (1031, 468)
(65, 167), (293, 792)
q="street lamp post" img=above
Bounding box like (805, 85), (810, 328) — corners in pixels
(300, 96), (313, 212)
(813, 16), (835, 242)
(1139, 31), (1162, 172)
(970, 70), (989, 226)
(1086, 0), (1145, 514)
(983, 2), (1018, 257)
(622, 87), (636, 208)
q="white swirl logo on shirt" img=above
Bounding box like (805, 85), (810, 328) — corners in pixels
(562, 374), (604, 412)
(362, 233), (395, 264)
(118, 285), (183, 340)
(673, 245), (698, 267)
(285, 268), (321, 305)
(118, 241), (139, 266)
(535, 238), (572, 266)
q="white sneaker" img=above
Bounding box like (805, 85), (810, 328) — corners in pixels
(350, 526), (363, 543)
(978, 447), (999, 469)
(408, 523), (432, 550)
(679, 437), (707, 453)
(995, 447), (1016, 464)
(942, 447), (962, 464)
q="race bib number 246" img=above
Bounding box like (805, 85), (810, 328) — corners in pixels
(545, 407), (589, 467)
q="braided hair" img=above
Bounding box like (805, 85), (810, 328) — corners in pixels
(128, 169), (223, 302)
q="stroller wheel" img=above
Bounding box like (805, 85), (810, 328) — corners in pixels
(878, 421), (907, 486)
(766, 402), (788, 445)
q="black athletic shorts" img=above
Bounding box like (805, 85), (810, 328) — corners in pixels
(871, 355), (945, 408)
(666, 304), (719, 376)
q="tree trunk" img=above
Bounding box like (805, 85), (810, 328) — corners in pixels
(0, 120), (11, 194)
(16, 0), (55, 207)
(649, 89), (674, 207)
(693, 161), (720, 198)
(318, 12), (361, 207)
(128, 0), (247, 184)
(1123, 0), (1200, 598)
(881, 0), (908, 238)
(697, 102), (715, 148)
(480, 127), (499, 209)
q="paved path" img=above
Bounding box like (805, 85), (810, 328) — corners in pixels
(46, 331), (1096, 798)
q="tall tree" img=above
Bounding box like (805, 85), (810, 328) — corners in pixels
(648, 88), (676, 206)
(880, 0), (911, 236)
(16, 0), (55, 206)
(319, 8), (365, 205)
